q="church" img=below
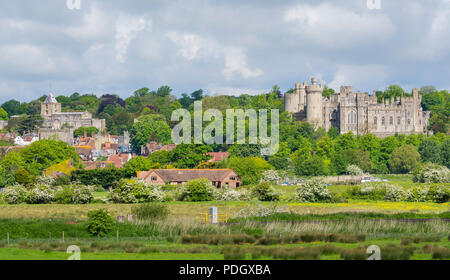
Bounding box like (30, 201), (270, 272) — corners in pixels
(38, 93), (105, 144)
(284, 78), (431, 138)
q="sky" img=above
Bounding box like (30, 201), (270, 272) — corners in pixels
(0, 0), (449, 104)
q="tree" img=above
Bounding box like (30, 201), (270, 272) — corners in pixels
(17, 114), (43, 134)
(228, 144), (261, 158)
(1, 99), (27, 116)
(0, 107), (8, 120)
(74, 126), (99, 137)
(171, 144), (212, 168)
(315, 135), (334, 159)
(441, 139), (450, 168)
(156, 85), (172, 97)
(294, 156), (328, 177)
(20, 140), (81, 175)
(389, 145), (421, 174)
(191, 89), (204, 101)
(130, 114), (172, 153)
(418, 138), (441, 164)
(322, 85), (335, 98)
(226, 156), (273, 185)
(122, 156), (157, 177)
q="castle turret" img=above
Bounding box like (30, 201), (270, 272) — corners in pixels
(297, 82), (307, 111)
(41, 92), (61, 118)
(306, 77), (323, 127)
(284, 89), (299, 113)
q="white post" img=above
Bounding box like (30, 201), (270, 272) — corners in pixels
(62, 231), (65, 243)
(7, 233), (9, 245)
(210, 207), (218, 224)
(116, 230), (119, 241)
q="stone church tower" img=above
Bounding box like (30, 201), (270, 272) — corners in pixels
(41, 93), (61, 117)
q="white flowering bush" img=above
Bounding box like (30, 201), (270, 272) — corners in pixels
(214, 187), (251, 201)
(413, 163), (450, 183)
(34, 175), (55, 186)
(385, 185), (406, 202)
(346, 165), (364, 176)
(295, 178), (331, 202)
(109, 179), (164, 203)
(26, 185), (55, 204)
(427, 186), (450, 203)
(405, 187), (429, 202)
(262, 170), (281, 184)
(3, 185), (28, 204)
(54, 185), (93, 204)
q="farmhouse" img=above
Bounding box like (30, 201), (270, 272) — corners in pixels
(137, 169), (241, 188)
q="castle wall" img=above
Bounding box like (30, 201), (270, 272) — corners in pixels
(286, 78), (431, 138)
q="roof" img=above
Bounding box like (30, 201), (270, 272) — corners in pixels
(207, 152), (229, 162)
(43, 93), (58, 104)
(139, 169), (240, 182)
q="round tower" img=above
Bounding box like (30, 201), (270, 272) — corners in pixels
(284, 87), (300, 113)
(306, 77), (323, 127)
(297, 82), (307, 111)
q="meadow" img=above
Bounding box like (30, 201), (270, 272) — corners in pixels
(0, 176), (448, 260)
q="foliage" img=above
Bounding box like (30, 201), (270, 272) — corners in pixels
(388, 145), (421, 174)
(131, 203), (169, 221)
(87, 209), (114, 237)
(251, 182), (280, 201)
(2, 185), (28, 204)
(54, 185), (93, 204)
(262, 170), (281, 183)
(71, 167), (125, 189)
(74, 126), (99, 137)
(295, 178), (331, 202)
(412, 163), (450, 183)
(419, 139), (441, 164)
(179, 178), (215, 202)
(109, 179), (165, 203)
(171, 144), (212, 168)
(130, 114), (172, 153)
(226, 156), (273, 185)
(346, 165), (364, 176)
(44, 159), (77, 177)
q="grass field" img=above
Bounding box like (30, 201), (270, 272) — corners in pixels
(0, 176), (448, 260)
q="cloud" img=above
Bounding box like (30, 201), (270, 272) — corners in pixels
(329, 64), (389, 92)
(284, 3), (395, 48)
(167, 32), (263, 80)
(115, 14), (151, 63)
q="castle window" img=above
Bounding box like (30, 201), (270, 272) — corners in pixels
(382, 117), (385, 125)
(397, 117), (401, 125)
(407, 119), (411, 125)
(374, 117), (377, 125)
(389, 117), (393, 125)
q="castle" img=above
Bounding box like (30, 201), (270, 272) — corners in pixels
(285, 78), (431, 138)
(39, 93), (105, 144)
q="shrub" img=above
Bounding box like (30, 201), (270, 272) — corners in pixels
(405, 187), (430, 202)
(87, 209), (114, 237)
(251, 182), (280, 201)
(179, 178), (215, 202)
(214, 188), (246, 201)
(427, 185), (450, 203)
(412, 163), (450, 183)
(54, 185), (93, 204)
(295, 178), (331, 202)
(432, 246), (450, 260)
(381, 244), (415, 260)
(3, 185), (28, 204)
(131, 203), (169, 221)
(262, 170), (281, 184)
(385, 185), (406, 202)
(34, 175), (55, 186)
(109, 179), (164, 203)
(26, 185), (55, 204)
(340, 247), (367, 260)
(346, 165), (363, 176)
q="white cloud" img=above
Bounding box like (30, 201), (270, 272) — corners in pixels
(284, 3), (395, 48)
(115, 14), (151, 63)
(329, 64), (389, 92)
(167, 32), (263, 80)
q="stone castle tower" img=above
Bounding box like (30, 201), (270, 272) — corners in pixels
(285, 77), (431, 138)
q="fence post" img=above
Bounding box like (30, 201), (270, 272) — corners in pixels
(62, 231), (65, 243)
(7, 232), (9, 245)
(116, 230), (119, 241)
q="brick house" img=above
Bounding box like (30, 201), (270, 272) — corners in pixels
(137, 169), (242, 188)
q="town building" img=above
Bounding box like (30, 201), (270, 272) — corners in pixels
(285, 78), (431, 138)
(137, 169), (241, 188)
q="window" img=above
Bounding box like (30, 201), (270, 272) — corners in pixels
(382, 117), (385, 125)
(230, 176), (235, 180)
(374, 117), (378, 125)
(151, 176), (157, 181)
(397, 117), (401, 125)
(389, 117), (393, 125)
(348, 111), (357, 124)
(407, 119), (411, 125)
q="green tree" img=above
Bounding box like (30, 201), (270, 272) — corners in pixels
(17, 114), (43, 134)
(0, 107), (8, 120)
(388, 145), (421, 174)
(226, 156), (273, 185)
(130, 114), (172, 154)
(87, 209), (114, 237)
(171, 144), (212, 168)
(441, 138), (450, 168)
(74, 126), (99, 137)
(418, 138), (441, 164)
(322, 85), (335, 98)
(294, 156), (328, 177)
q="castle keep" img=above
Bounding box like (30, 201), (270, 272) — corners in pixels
(285, 78), (431, 138)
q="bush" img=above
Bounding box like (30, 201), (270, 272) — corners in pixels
(87, 209), (114, 237)
(54, 185), (93, 204)
(179, 178), (215, 202)
(214, 187), (250, 201)
(262, 170), (281, 183)
(346, 165), (363, 176)
(131, 203), (169, 221)
(412, 163), (450, 183)
(109, 179), (165, 203)
(251, 182), (280, 201)
(2, 185), (28, 204)
(385, 185), (406, 202)
(427, 185), (450, 203)
(26, 185), (55, 204)
(295, 178), (331, 202)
